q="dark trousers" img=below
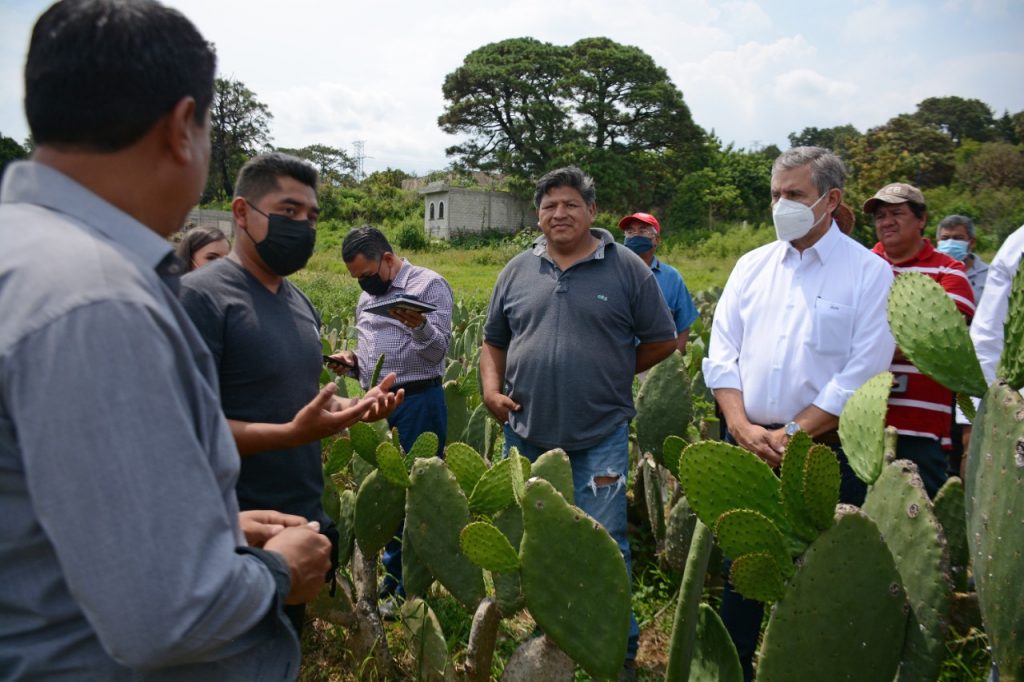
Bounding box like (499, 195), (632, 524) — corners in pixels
(380, 385), (447, 597)
(720, 432), (866, 681)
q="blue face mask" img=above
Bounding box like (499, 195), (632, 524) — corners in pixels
(624, 235), (654, 255)
(936, 238), (969, 262)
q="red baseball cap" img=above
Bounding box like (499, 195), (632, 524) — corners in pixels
(617, 212), (660, 233)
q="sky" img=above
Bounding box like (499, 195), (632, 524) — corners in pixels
(2, 0), (1023, 176)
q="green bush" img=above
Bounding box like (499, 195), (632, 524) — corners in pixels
(394, 216), (429, 250)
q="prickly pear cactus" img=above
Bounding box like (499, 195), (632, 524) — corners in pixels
(350, 421), (382, 466)
(407, 431), (440, 461)
(663, 495), (697, 573)
(376, 442), (411, 488)
(520, 478), (630, 680)
(757, 507), (907, 682)
(662, 434), (686, 480)
(468, 455), (530, 516)
(965, 381), (1024, 678)
(490, 507), (525, 616)
(460, 521), (520, 573)
(336, 489), (356, 568)
(689, 603), (743, 682)
(445, 442), (488, 497)
(354, 469), (406, 557)
(933, 477), (968, 592)
(862, 460), (952, 682)
(529, 449), (574, 504)
(406, 458), (485, 609)
(997, 260), (1024, 390)
(887, 272), (987, 397)
(325, 437), (354, 476)
(401, 523), (434, 598)
(642, 454), (666, 549)
(801, 444), (839, 532)
(838, 371), (893, 485)
(678, 441), (794, 546)
(635, 351), (693, 464)
(715, 509), (792, 582)
(400, 598), (453, 682)
(778, 432), (819, 543)
(730, 551), (785, 603)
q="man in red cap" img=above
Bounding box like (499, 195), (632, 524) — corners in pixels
(617, 212), (698, 352)
(866, 181), (975, 497)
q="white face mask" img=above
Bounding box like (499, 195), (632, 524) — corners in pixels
(772, 192), (828, 242)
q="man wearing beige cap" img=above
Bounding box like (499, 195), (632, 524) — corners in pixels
(866, 182), (975, 497)
(617, 212), (697, 352)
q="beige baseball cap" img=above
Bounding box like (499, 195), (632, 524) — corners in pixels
(863, 182), (926, 214)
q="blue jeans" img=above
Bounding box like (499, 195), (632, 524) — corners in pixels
(381, 386), (447, 597)
(503, 422), (639, 662)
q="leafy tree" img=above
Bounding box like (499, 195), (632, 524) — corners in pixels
(787, 124), (861, 157)
(912, 96), (996, 145)
(0, 132), (28, 179)
(955, 141), (1024, 191)
(845, 114), (955, 191)
(439, 37), (706, 213)
(206, 77), (273, 201)
(276, 144), (356, 186)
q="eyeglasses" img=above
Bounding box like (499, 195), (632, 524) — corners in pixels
(623, 225), (656, 236)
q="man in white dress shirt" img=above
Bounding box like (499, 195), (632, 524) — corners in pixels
(703, 146), (896, 680)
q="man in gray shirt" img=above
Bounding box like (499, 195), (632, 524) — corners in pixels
(481, 166), (677, 677)
(0, 1), (387, 677)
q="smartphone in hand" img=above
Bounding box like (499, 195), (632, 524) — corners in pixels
(323, 355), (354, 369)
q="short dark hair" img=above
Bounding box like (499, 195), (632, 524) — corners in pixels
(25, 0), (216, 152)
(342, 226), (393, 263)
(175, 225), (228, 271)
(533, 166), (597, 209)
(234, 152), (319, 203)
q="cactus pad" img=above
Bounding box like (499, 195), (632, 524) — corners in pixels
(354, 469), (406, 557)
(336, 489), (356, 568)
(838, 371), (893, 485)
(375, 442), (411, 488)
(778, 432), (820, 543)
(460, 521), (520, 573)
(407, 431), (440, 461)
(635, 351), (693, 464)
(325, 437), (353, 477)
(406, 458), (485, 609)
(678, 441), (792, 541)
(349, 421), (381, 466)
(862, 460), (952, 682)
(730, 551), (785, 603)
(933, 477), (969, 592)
(509, 447), (526, 507)
(690, 603), (743, 682)
(664, 495), (698, 573)
(715, 509), (792, 580)
(757, 507), (907, 682)
(530, 449), (575, 504)
(520, 479), (630, 680)
(998, 261), (1024, 390)
(801, 444), (839, 531)
(491, 507), (525, 616)
(468, 455), (530, 516)
(663, 435), (686, 480)
(444, 442), (488, 497)
(887, 272), (986, 397)
(400, 598), (451, 681)
(401, 523), (434, 598)
(965, 381), (1024, 678)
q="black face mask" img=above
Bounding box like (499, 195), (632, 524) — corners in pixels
(244, 201), (316, 277)
(358, 262), (392, 296)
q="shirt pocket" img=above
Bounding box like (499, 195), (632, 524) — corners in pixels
(814, 297), (855, 355)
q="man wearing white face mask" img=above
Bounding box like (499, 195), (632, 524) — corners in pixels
(937, 214), (987, 302)
(704, 146), (895, 681)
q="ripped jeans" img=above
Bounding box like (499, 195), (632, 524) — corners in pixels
(502, 421), (639, 661)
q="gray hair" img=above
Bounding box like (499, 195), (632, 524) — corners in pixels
(534, 166), (596, 209)
(937, 214), (976, 239)
(772, 146), (846, 196)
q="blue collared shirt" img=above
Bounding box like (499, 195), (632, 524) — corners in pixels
(0, 161), (298, 679)
(649, 255), (698, 333)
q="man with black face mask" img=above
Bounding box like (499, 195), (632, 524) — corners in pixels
(180, 153), (403, 634)
(617, 212), (697, 353)
(335, 225), (453, 611)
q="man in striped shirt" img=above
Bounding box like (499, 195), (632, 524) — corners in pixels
(866, 182), (975, 497)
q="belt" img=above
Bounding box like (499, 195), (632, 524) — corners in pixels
(393, 377), (442, 395)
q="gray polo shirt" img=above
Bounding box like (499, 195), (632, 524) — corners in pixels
(484, 228), (675, 450)
(0, 162), (297, 679)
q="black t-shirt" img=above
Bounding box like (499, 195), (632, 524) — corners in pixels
(180, 258), (327, 523)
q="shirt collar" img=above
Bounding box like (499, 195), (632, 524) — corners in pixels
(532, 227), (614, 263)
(871, 236), (936, 266)
(781, 220), (842, 265)
(1, 160), (174, 272)
(650, 255), (662, 271)
(389, 258), (411, 290)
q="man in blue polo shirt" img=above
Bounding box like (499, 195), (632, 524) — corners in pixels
(617, 212), (698, 352)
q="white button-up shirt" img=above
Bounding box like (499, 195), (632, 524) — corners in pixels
(971, 224), (1024, 384)
(704, 223), (896, 425)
